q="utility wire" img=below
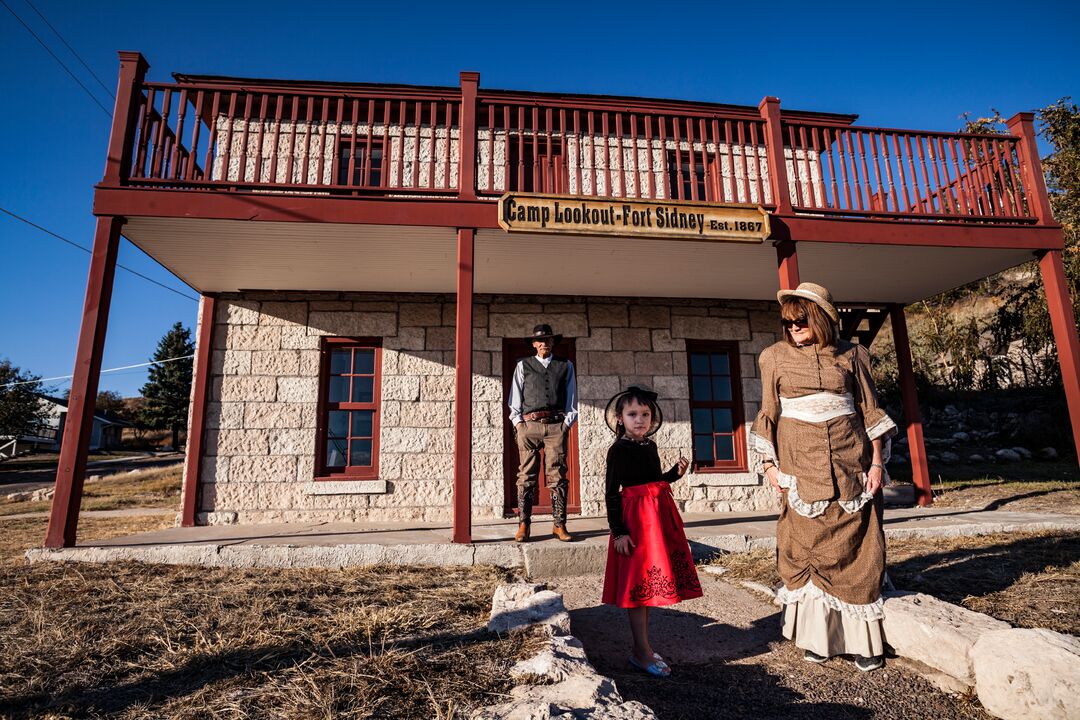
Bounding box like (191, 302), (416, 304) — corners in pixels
(0, 206), (201, 302)
(0, 0), (111, 116)
(1, 355), (195, 388)
(23, 0), (115, 100)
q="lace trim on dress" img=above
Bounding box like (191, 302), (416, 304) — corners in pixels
(779, 392), (856, 423)
(776, 470), (829, 518)
(865, 415), (898, 442)
(775, 579), (885, 621)
(748, 431), (778, 474)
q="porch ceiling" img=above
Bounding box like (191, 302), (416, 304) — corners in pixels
(123, 217), (1037, 303)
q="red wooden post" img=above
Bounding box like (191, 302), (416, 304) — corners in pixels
(775, 240), (800, 290)
(890, 303), (933, 506)
(458, 72), (479, 200)
(45, 216), (124, 547)
(453, 228), (475, 543)
(103, 52), (149, 186)
(1039, 250), (1080, 461)
(1006, 112), (1055, 224)
(759, 96), (793, 214)
(181, 295), (217, 527)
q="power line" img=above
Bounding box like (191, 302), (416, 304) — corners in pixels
(0, 0), (111, 116)
(0, 207), (201, 302)
(23, 0), (115, 100)
(1, 355), (196, 388)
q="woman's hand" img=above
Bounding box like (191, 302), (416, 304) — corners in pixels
(765, 465), (783, 493)
(866, 464), (884, 495)
(676, 456), (690, 477)
(613, 534), (636, 556)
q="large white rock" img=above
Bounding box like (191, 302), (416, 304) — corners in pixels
(973, 628), (1080, 720)
(882, 591), (1009, 685)
(471, 674), (656, 719)
(488, 583), (571, 636)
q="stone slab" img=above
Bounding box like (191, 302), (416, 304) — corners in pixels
(973, 628), (1080, 720)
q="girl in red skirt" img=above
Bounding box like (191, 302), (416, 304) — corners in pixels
(601, 385), (702, 677)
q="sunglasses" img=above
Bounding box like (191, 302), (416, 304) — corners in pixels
(782, 316), (809, 329)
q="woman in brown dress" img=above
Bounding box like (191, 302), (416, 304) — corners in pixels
(750, 282), (897, 672)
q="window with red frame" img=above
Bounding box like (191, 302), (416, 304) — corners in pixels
(317, 339), (381, 478)
(686, 341), (746, 471)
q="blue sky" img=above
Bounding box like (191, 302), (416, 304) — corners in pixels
(1, 0), (1077, 397)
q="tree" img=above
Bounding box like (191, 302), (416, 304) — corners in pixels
(63, 388), (129, 417)
(0, 359), (49, 439)
(139, 323), (194, 450)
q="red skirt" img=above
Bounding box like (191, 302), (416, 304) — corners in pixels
(601, 481), (703, 608)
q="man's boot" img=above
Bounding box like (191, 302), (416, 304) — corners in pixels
(514, 522), (530, 543)
(515, 486), (532, 543)
(551, 484), (572, 542)
(552, 524), (573, 542)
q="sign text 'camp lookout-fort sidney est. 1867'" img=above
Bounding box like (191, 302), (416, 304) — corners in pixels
(498, 192), (771, 243)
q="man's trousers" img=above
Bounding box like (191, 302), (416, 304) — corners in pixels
(514, 420), (569, 526)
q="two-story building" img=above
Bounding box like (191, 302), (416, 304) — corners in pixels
(45, 52), (1079, 547)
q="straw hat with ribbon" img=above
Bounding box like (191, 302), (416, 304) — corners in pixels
(604, 385), (664, 437)
(776, 282), (840, 325)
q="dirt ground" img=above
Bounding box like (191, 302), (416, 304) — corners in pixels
(552, 574), (991, 719)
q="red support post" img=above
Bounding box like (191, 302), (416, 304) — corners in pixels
(458, 72), (479, 201)
(889, 303), (933, 506)
(45, 216), (124, 547)
(452, 228), (475, 543)
(1039, 250), (1080, 461)
(1006, 112), (1055, 224)
(775, 240), (800, 290)
(103, 52), (149, 186)
(180, 295), (217, 527)
(759, 96), (793, 214)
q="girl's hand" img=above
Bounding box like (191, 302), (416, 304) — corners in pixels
(614, 534), (636, 556)
(866, 465), (884, 495)
(676, 456), (690, 477)
(765, 465), (783, 493)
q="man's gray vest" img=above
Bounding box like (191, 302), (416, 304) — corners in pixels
(521, 356), (569, 414)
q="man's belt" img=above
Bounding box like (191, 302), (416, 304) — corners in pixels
(524, 410), (565, 424)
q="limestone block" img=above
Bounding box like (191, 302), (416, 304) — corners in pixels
(383, 375), (421, 401)
(671, 315), (751, 340)
(399, 350), (453, 376)
(651, 329), (682, 352)
(229, 455), (297, 483)
(742, 377), (762, 402)
(588, 303), (628, 327)
(750, 310), (780, 333)
(489, 302), (544, 313)
(472, 425), (503, 453)
(422, 375), (456, 401)
(352, 301), (399, 311)
(223, 300), (260, 325)
(489, 313), (588, 338)
(309, 300), (352, 311)
(473, 333), (502, 351)
(377, 452), (403, 480)
(226, 326), (282, 351)
(471, 452), (502, 478)
(401, 453), (454, 480)
(577, 328), (612, 351)
(471, 351), (491, 376)
(205, 402), (245, 430)
(472, 303), (488, 328)
(630, 305), (671, 328)
(399, 302), (442, 326)
(882, 591), (1009, 685)
(276, 377), (318, 403)
(202, 456), (229, 484)
(211, 429), (270, 456)
(487, 583), (571, 635)
(381, 427), (431, 453)
(427, 428), (455, 453)
(214, 349), (251, 376)
(243, 403), (304, 429)
(511, 634), (590, 683)
(399, 401), (452, 427)
(740, 353), (759, 378)
(652, 375), (691, 399)
(635, 352), (673, 375)
(612, 328), (651, 351)
(473, 374), (502, 401)
(251, 350), (301, 376)
(221, 376), (277, 402)
(426, 326), (456, 351)
(743, 332), (778, 353)
(259, 301), (308, 326)
(295, 454), (315, 482)
(279, 327), (321, 350)
(298, 350), (320, 376)
(709, 306), (749, 318)
(671, 306), (707, 316)
(308, 311), (397, 337)
(578, 374), (621, 401)
(381, 401), (401, 426)
(973, 628), (1080, 720)
(587, 351), (635, 375)
(198, 482), (218, 510)
(269, 428), (315, 456)
(384, 327), (425, 352)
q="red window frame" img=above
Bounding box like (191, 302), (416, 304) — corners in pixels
(314, 337), (382, 480)
(685, 340), (747, 472)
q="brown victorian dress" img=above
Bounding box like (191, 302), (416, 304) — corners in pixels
(750, 339), (897, 657)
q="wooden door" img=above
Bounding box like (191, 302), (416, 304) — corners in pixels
(502, 338), (581, 517)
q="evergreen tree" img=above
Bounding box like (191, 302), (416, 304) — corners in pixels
(139, 323), (194, 450)
(0, 359), (48, 439)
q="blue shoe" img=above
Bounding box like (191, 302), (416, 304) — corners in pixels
(629, 656), (671, 677)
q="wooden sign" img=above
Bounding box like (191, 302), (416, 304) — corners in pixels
(498, 193), (769, 243)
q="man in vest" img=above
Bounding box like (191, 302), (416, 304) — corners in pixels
(508, 324), (578, 543)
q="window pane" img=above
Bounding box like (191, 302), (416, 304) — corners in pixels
(711, 353), (730, 375)
(693, 434), (714, 462)
(715, 436), (736, 461)
(353, 349), (375, 374)
(712, 376), (732, 401)
(692, 376), (711, 401)
(350, 439), (373, 466)
(351, 410), (373, 437)
(326, 437), (348, 467)
(713, 408), (733, 433)
(690, 353), (710, 375)
(352, 377), (374, 403)
(329, 376), (350, 403)
(330, 349), (351, 375)
(692, 408), (712, 433)
(328, 410), (349, 437)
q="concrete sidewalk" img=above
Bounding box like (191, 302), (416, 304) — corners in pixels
(24, 505), (1080, 578)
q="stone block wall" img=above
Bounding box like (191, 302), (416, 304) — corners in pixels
(195, 292), (780, 525)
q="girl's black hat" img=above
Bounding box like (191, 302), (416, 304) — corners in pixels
(605, 385), (664, 437)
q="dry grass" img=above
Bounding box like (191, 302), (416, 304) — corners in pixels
(707, 531), (1080, 635)
(930, 479), (1080, 514)
(0, 517), (543, 719)
(0, 463), (182, 517)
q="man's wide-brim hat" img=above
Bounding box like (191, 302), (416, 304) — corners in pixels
(525, 323), (562, 344)
(605, 385), (664, 437)
(776, 282), (840, 325)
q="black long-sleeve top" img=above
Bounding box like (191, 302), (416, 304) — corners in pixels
(605, 438), (681, 536)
